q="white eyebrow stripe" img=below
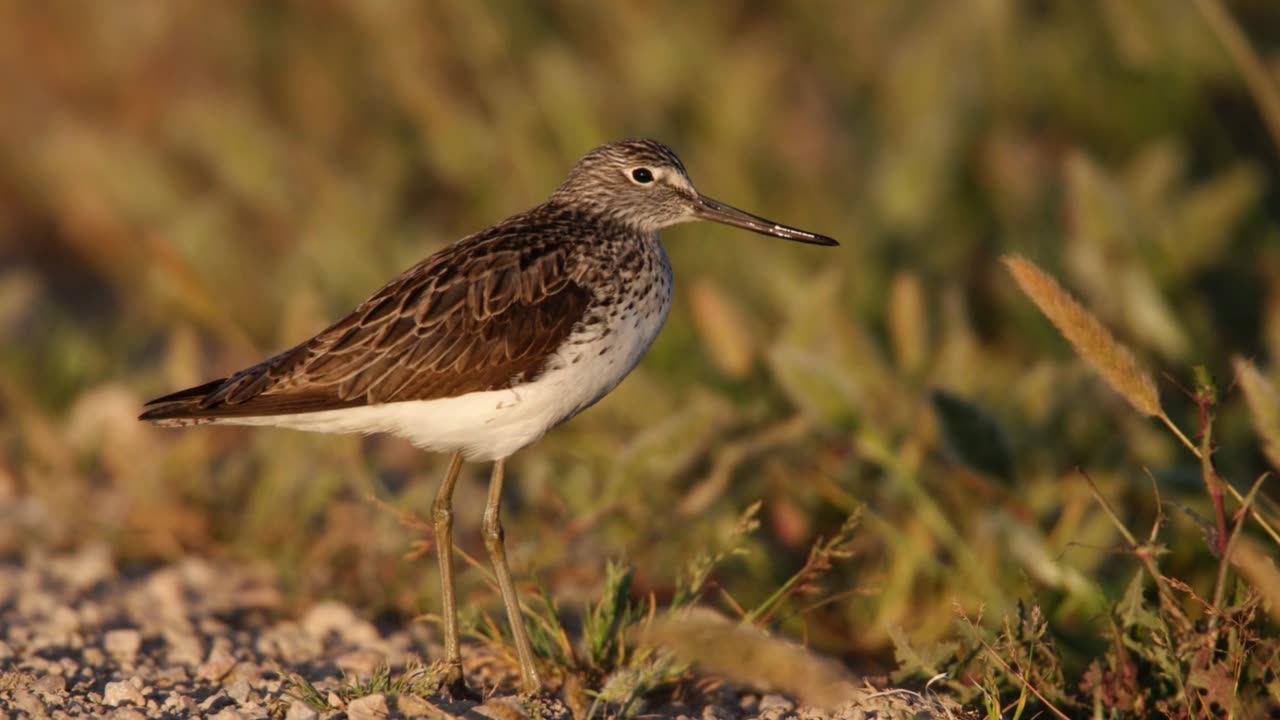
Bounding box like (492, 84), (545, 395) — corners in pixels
(664, 170), (694, 193)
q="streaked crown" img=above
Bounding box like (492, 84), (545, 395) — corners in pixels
(550, 139), (700, 231)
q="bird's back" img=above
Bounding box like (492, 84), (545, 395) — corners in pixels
(139, 203), (674, 458)
(140, 204), (601, 423)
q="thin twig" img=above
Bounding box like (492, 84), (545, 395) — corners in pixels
(1160, 412), (1280, 545)
(1211, 472), (1271, 633)
(1197, 416), (1228, 557)
(956, 609), (1071, 720)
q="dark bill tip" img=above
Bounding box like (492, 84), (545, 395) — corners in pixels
(693, 194), (838, 246)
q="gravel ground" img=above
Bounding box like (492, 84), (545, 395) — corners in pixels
(0, 546), (965, 719)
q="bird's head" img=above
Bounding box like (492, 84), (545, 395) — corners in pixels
(551, 139), (837, 246)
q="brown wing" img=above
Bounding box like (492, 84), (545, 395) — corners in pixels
(140, 219), (592, 422)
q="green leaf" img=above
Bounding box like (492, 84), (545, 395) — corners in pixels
(888, 625), (959, 681)
(767, 346), (860, 427)
(929, 389), (1015, 483)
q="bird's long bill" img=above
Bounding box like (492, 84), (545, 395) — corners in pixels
(693, 194), (838, 246)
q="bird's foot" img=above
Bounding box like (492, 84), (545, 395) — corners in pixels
(439, 664), (482, 702)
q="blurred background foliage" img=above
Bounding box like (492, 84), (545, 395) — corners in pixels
(2, 0), (1280, 693)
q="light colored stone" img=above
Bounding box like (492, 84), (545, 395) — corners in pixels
(10, 688), (47, 717)
(301, 601), (379, 646)
(48, 605), (80, 634)
(335, 648), (384, 676)
(760, 694), (795, 712)
(164, 628), (204, 666)
(177, 556), (218, 589)
(35, 672), (66, 696)
(82, 646), (106, 666)
(48, 544), (114, 591)
(347, 693), (390, 720)
(396, 694), (435, 716)
(78, 600), (105, 628)
(198, 644), (238, 682)
(162, 693), (199, 714)
(226, 678), (252, 704)
(256, 621), (321, 663)
(199, 691), (229, 710)
(231, 577), (283, 611)
(153, 665), (188, 685)
(103, 680), (146, 707)
(227, 660), (265, 684)
(284, 699), (320, 720)
(702, 704), (731, 720)
(476, 696), (529, 720)
(104, 628), (142, 662)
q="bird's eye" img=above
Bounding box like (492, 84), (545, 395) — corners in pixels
(631, 168), (654, 184)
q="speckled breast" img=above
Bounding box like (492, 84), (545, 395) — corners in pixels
(550, 236), (674, 421)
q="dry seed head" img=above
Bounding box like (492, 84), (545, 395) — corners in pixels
(688, 279), (755, 378)
(633, 608), (857, 708)
(888, 271), (927, 374)
(1233, 355), (1280, 471)
(1002, 255), (1161, 417)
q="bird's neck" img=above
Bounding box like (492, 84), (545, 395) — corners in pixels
(539, 199), (655, 239)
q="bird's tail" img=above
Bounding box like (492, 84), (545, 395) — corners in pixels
(138, 379), (228, 426)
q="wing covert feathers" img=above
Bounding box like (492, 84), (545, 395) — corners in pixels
(139, 213), (594, 422)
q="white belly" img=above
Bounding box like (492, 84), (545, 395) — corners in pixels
(216, 248), (674, 462)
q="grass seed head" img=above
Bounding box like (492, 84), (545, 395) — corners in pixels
(1002, 255), (1161, 418)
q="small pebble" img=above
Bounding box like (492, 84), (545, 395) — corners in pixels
(35, 672), (67, 695)
(103, 680), (146, 707)
(164, 628), (205, 666)
(302, 601), (379, 646)
(335, 648), (385, 676)
(48, 544), (115, 591)
(163, 693), (200, 714)
(702, 704), (731, 720)
(49, 605), (80, 634)
(284, 699), (320, 720)
(104, 628), (142, 662)
(200, 690), (231, 711)
(10, 689), (46, 716)
(227, 678), (252, 704)
(347, 693), (390, 720)
(761, 694), (796, 712)
(227, 660), (265, 684)
(82, 646), (106, 666)
(396, 694), (435, 716)
(476, 695), (530, 720)
(198, 645), (238, 682)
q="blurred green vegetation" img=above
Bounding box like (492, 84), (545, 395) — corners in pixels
(3, 0), (1280, 713)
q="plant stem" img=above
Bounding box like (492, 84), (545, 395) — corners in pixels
(1160, 412), (1280, 545)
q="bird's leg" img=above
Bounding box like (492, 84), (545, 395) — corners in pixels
(481, 458), (542, 692)
(432, 452), (470, 697)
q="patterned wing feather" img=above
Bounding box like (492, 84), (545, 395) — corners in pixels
(139, 221), (593, 422)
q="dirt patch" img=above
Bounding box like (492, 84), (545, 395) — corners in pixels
(0, 546), (964, 719)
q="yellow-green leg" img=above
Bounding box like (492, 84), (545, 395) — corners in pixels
(481, 458), (542, 692)
(432, 452), (468, 695)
